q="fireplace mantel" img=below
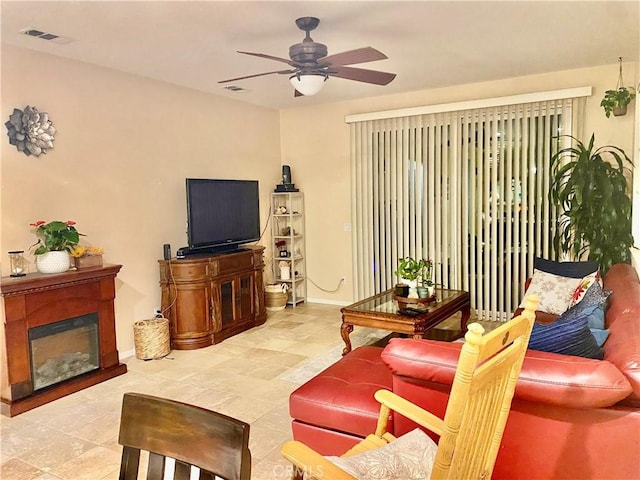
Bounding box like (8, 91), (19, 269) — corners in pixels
(0, 265), (127, 416)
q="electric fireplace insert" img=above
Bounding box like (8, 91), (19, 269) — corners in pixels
(29, 313), (99, 391)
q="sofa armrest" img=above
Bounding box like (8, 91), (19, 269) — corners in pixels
(381, 338), (632, 409)
(603, 263), (640, 403)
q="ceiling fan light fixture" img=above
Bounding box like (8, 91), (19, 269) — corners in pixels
(289, 73), (327, 96)
(219, 17), (396, 98)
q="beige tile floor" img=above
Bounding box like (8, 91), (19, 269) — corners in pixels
(0, 302), (485, 480)
(0, 303), (402, 480)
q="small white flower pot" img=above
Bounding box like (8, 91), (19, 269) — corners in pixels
(36, 251), (70, 274)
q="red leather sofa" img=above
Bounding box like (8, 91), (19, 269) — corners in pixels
(289, 263), (640, 479)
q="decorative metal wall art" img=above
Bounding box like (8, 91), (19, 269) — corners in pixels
(5, 105), (56, 156)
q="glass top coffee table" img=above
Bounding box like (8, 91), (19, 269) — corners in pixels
(340, 288), (471, 355)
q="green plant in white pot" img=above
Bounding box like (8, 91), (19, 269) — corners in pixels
(29, 220), (83, 273)
(394, 257), (425, 286)
(395, 256), (429, 298)
(549, 134), (634, 274)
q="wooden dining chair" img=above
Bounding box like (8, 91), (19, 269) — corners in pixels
(118, 393), (251, 480)
(281, 294), (539, 480)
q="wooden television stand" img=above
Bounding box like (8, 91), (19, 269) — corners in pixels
(159, 245), (267, 350)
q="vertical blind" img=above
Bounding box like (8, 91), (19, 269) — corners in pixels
(349, 95), (586, 320)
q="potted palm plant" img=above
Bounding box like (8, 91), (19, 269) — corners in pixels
(549, 134), (634, 274)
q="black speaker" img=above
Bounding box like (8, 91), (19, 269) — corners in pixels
(163, 243), (171, 260)
(282, 165), (292, 184)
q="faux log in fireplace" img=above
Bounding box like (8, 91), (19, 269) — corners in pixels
(0, 265), (127, 416)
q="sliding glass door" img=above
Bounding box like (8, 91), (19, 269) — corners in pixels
(350, 96), (585, 319)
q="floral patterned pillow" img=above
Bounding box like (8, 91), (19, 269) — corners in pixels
(569, 271), (602, 308)
(520, 269), (582, 315)
(326, 428), (438, 480)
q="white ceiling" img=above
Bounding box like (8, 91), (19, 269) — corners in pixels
(2, 1), (639, 110)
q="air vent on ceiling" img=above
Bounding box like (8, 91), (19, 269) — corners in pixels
(222, 85), (248, 92)
(20, 28), (75, 44)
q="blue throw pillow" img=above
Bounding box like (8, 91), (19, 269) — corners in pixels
(585, 303), (606, 330)
(585, 305), (609, 346)
(534, 257), (598, 279)
(529, 299), (604, 359)
(590, 327), (610, 347)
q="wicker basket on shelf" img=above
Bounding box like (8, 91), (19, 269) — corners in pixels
(134, 317), (170, 360)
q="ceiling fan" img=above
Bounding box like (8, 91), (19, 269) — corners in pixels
(219, 17), (396, 97)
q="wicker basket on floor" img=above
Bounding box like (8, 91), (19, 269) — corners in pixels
(134, 317), (170, 360)
(265, 284), (288, 312)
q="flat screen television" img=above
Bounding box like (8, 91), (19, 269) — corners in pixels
(185, 178), (260, 253)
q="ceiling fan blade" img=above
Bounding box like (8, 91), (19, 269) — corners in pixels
(329, 66), (396, 86)
(319, 47), (388, 67)
(219, 69), (293, 84)
(237, 51), (294, 66)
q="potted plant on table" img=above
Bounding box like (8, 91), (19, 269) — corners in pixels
(30, 220), (83, 274)
(549, 134), (634, 274)
(420, 259), (435, 298)
(395, 256), (427, 298)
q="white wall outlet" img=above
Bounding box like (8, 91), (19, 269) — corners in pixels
(341, 277), (347, 285)
(153, 307), (162, 317)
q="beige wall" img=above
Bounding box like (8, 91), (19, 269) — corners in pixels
(280, 63), (638, 304)
(2, 45), (637, 353)
(1, 45), (282, 354)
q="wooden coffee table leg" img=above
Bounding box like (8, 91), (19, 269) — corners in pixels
(460, 304), (471, 333)
(412, 322), (426, 340)
(340, 322), (354, 355)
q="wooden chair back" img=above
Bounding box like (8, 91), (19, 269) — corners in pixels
(430, 294), (537, 479)
(118, 393), (251, 480)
